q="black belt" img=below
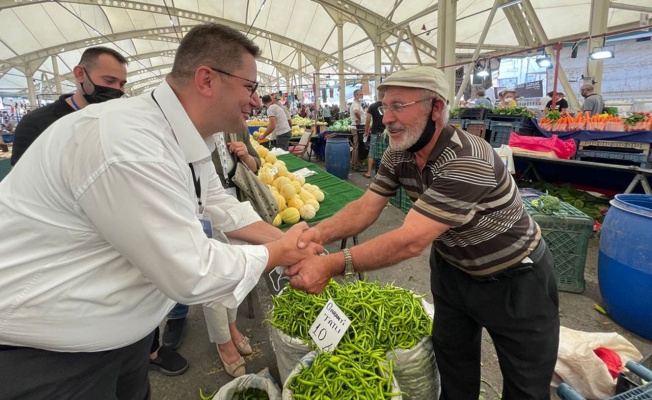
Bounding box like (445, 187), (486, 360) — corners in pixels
(470, 239), (546, 282)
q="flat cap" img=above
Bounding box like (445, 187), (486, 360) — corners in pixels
(580, 83), (595, 91)
(377, 66), (450, 99)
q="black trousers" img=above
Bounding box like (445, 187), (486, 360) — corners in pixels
(0, 332), (154, 400)
(430, 240), (560, 400)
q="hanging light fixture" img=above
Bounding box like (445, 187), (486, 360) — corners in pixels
(536, 54), (552, 68)
(589, 46), (615, 60)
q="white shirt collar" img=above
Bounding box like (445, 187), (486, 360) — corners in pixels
(151, 80), (214, 163)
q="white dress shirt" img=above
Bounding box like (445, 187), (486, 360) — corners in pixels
(0, 80), (267, 351)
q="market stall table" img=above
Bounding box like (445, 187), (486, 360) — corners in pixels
(514, 153), (652, 195)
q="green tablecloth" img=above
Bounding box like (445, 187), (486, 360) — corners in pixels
(277, 154), (365, 228)
(0, 158), (11, 182)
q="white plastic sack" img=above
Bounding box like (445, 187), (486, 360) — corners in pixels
(269, 325), (311, 385)
(386, 337), (440, 400)
(213, 368), (281, 400)
(493, 144), (515, 174)
(282, 351), (402, 400)
(552, 326), (643, 399)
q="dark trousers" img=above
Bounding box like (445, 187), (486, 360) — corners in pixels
(0, 332), (154, 400)
(430, 240), (559, 400)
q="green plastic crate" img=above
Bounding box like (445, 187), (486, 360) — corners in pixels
(390, 187), (412, 214)
(522, 199), (593, 293)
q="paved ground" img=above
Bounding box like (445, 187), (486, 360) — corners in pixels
(150, 160), (652, 400)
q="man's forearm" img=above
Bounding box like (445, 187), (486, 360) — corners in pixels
(315, 199), (379, 245)
(225, 221), (283, 245)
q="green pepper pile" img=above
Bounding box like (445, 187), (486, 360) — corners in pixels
(267, 279), (431, 351)
(288, 350), (401, 399)
(268, 280), (432, 399)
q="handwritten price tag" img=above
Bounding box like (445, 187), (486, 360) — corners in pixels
(309, 298), (351, 352)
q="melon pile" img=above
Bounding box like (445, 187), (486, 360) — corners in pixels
(253, 142), (325, 227)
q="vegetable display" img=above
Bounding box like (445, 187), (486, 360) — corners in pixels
(231, 388), (269, 400)
(266, 279), (431, 351)
(269, 280), (431, 399)
(328, 118), (353, 132)
(287, 351), (401, 399)
(522, 182), (610, 222)
(529, 194), (561, 215)
(491, 106), (536, 118)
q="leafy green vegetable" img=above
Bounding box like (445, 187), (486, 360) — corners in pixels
(492, 106), (535, 117)
(530, 194), (561, 214)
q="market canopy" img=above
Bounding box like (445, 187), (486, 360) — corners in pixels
(0, 0), (650, 99)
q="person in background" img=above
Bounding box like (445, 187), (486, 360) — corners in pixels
(258, 94), (291, 150)
(322, 104), (332, 126)
(208, 131), (261, 377)
(580, 83), (605, 116)
(11, 46), (127, 166)
(0, 23), (323, 399)
(286, 66), (559, 400)
(363, 91), (385, 179)
(271, 92), (292, 128)
(298, 105), (307, 118)
(474, 89), (493, 108)
(545, 92), (569, 115)
(497, 89), (517, 108)
(539, 92), (552, 117)
(350, 89), (366, 172)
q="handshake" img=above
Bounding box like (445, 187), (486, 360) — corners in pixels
(263, 222), (336, 295)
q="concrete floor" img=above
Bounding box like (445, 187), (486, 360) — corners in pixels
(150, 159), (652, 400)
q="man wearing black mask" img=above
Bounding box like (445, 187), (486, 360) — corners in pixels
(11, 46), (128, 166)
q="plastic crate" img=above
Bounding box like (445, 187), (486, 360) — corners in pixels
(522, 199), (593, 293)
(459, 107), (490, 120)
(448, 118), (466, 129)
(1, 133), (14, 143)
(558, 361), (652, 400)
(489, 121), (536, 147)
(465, 120), (489, 139)
(488, 114), (534, 125)
(389, 187), (412, 214)
(518, 187), (545, 199)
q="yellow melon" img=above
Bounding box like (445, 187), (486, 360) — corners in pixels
(272, 214), (283, 227)
(287, 197), (304, 210)
(280, 207), (301, 224)
(299, 204), (317, 220)
(280, 183), (296, 201)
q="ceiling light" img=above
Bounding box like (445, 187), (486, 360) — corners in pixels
(536, 55), (552, 68)
(589, 46), (615, 60)
(476, 69), (490, 77)
(498, 0), (523, 10)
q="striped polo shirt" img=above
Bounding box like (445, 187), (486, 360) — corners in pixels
(370, 125), (541, 276)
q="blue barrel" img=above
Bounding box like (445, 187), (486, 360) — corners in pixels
(598, 194), (652, 340)
(325, 137), (351, 179)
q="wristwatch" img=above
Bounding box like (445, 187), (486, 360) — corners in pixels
(342, 248), (356, 278)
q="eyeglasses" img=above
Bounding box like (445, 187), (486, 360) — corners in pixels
(210, 67), (258, 97)
(379, 97), (436, 114)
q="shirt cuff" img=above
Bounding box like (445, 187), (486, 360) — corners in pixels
(230, 244), (268, 306)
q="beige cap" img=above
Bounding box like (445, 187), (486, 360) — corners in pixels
(580, 83), (594, 91)
(377, 66), (450, 99)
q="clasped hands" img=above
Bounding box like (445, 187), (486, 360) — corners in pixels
(276, 223), (333, 295)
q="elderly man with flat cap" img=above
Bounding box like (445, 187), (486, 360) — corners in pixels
(286, 66), (560, 400)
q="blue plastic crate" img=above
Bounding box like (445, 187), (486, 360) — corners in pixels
(1, 133), (14, 143)
(489, 121), (535, 147)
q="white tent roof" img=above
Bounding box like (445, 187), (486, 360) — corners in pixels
(0, 0), (650, 97)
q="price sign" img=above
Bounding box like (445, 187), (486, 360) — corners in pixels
(309, 298), (351, 352)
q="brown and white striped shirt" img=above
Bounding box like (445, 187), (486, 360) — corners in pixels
(370, 125), (541, 276)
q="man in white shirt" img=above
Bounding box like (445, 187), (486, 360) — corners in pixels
(0, 23), (322, 400)
(349, 89), (366, 171)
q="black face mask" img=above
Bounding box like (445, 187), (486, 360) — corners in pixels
(407, 99), (437, 153)
(81, 69), (124, 104)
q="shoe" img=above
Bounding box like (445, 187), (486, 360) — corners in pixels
(234, 336), (253, 355)
(162, 318), (186, 350)
(217, 346), (246, 378)
(149, 347), (189, 376)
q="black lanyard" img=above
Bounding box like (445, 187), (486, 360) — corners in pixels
(151, 91), (203, 212)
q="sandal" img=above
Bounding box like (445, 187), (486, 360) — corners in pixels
(217, 346), (246, 378)
(363, 173), (371, 178)
(234, 336), (253, 355)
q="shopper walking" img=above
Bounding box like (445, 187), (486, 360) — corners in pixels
(286, 66), (560, 400)
(0, 23), (322, 400)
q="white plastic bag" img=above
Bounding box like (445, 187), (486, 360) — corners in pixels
(269, 325), (311, 385)
(213, 368), (281, 400)
(386, 337), (440, 400)
(552, 326), (643, 399)
(492, 144), (515, 174)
